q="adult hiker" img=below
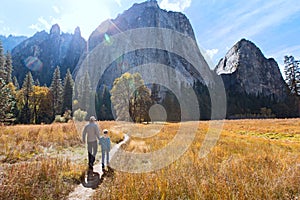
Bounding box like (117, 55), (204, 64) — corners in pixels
(82, 116), (101, 169)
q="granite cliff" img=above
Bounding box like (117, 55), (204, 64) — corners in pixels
(12, 24), (86, 86)
(215, 39), (287, 101)
(215, 39), (298, 118)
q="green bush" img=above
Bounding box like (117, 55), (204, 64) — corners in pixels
(73, 109), (87, 122)
(54, 115), (66, 123)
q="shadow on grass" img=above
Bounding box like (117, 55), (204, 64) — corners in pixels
(80, 167), (114, 189)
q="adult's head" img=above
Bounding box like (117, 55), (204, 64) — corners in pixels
(89, 116), (97, 122)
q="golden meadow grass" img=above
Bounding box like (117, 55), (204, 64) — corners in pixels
(94, 119), (300, 200)
(0, 119), (299, 199)
(0, 121), (124, 199)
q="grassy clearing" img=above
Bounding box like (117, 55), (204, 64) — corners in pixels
(0, 120), (125, 199)
(0, 119), (299, 199)
(0, 157), (85, 199)
(94, 119), (300, 200)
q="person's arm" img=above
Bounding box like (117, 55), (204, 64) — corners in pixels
(108, 138), (111, 150)
(95, 124), (101, 141)
(82, 126), (87, 143)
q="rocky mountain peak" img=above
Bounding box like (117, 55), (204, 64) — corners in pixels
(88, 0), (195, 51)
(215, 38), (287, 100)
(11, 23), (86, 86)
(50, 24), (60, 35)
(215, 38), (264, 75)
(74, 26), (81, 37)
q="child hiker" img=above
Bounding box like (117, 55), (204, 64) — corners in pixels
(99, 129), (111, 170)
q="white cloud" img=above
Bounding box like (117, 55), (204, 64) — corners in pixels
(159, 0), (191, 12)
(206, 48), (219, 60)
(28, 0), (112, 39)
(205, 0), (300, 44)
(52, 0), (112, 39)
(52, 6), (60, 14)
(29, 16), (53, 32)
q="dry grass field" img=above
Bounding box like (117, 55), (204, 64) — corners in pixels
(94, 119), (300, 200)
(0, 121), (123, 199)
(0, 119), (299, 199)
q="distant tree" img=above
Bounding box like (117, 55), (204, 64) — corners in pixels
(0, 41), (6, 81)
(34, 78), (40, 86)
(62, 69), (74, 112)
(129, 85), (152, 123)
(0, 78), (16, 123)
(31, 86), (53, 124)
(18, 72), (34, 124)
(96, 85), (113, 120)
(50, 66), (63, 115)
(13, 76), (20, 90)
(111, 72), (152, 122)
(4, 52), (12, 83)
(284, 55), (300, 95)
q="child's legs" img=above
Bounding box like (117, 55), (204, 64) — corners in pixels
(101, 149), (105, 166)
(106, 150), (109, 165)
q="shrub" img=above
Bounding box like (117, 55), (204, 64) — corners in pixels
(73, 109), (87, 122)
(54, 115), (66, 123)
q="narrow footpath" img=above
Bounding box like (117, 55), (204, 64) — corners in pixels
(67, 134), (129, 200)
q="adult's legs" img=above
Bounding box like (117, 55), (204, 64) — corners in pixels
(88, 141), (98, 167)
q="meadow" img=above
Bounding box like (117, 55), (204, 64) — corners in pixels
(0, 119), (299, 199)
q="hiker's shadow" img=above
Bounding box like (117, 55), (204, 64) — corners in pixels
(81, 169), (101, 189)
(81, 167), (114, 189)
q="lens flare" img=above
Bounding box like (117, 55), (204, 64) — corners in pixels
(104, 33), (112, 45)
(24, 56), (43, 72)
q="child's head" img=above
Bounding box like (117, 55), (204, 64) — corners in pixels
(103, 129), (108, 135)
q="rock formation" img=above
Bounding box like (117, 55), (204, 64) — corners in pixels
(215, 39), (287, 101)
(11, 24), (86, 86)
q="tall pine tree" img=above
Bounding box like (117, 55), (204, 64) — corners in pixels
(13, 76), (20, 90)
(0, 41), (6, 81)
(0, 78), (15, 123)
(50, 66), (63, 115)
(4, 52), (12, 83)
(284, 55), (300, 95)
(62, 68), (74, 112)
(19, 71), (34, 124)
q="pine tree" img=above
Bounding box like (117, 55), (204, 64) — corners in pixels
(0, 41), (6, 81)
(19, 71), (34, 124)
(50, 66), (63, 115)
(4, 52), (12, 83)
(62, 68), (74, 112)
(34, 78), (40, 86)
(96, 85), (113, 120)
(0, 78), (16, 123)
(284, 55), (300, 95)
(13, 76), (19, 89)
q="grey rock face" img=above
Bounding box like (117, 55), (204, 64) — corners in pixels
(0, 35), (27, 52)
(12, 25), (86, 86)
(77, 0), (211, 93)
(215, 39), (287, 100)
(88, 0), (195, 51)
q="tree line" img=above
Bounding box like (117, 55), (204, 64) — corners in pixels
(0, 40), (76, 124)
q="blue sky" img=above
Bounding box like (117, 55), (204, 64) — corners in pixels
(0, 0), (299, 73)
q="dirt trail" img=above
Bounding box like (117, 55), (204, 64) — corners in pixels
(67, 134), (129, 200)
